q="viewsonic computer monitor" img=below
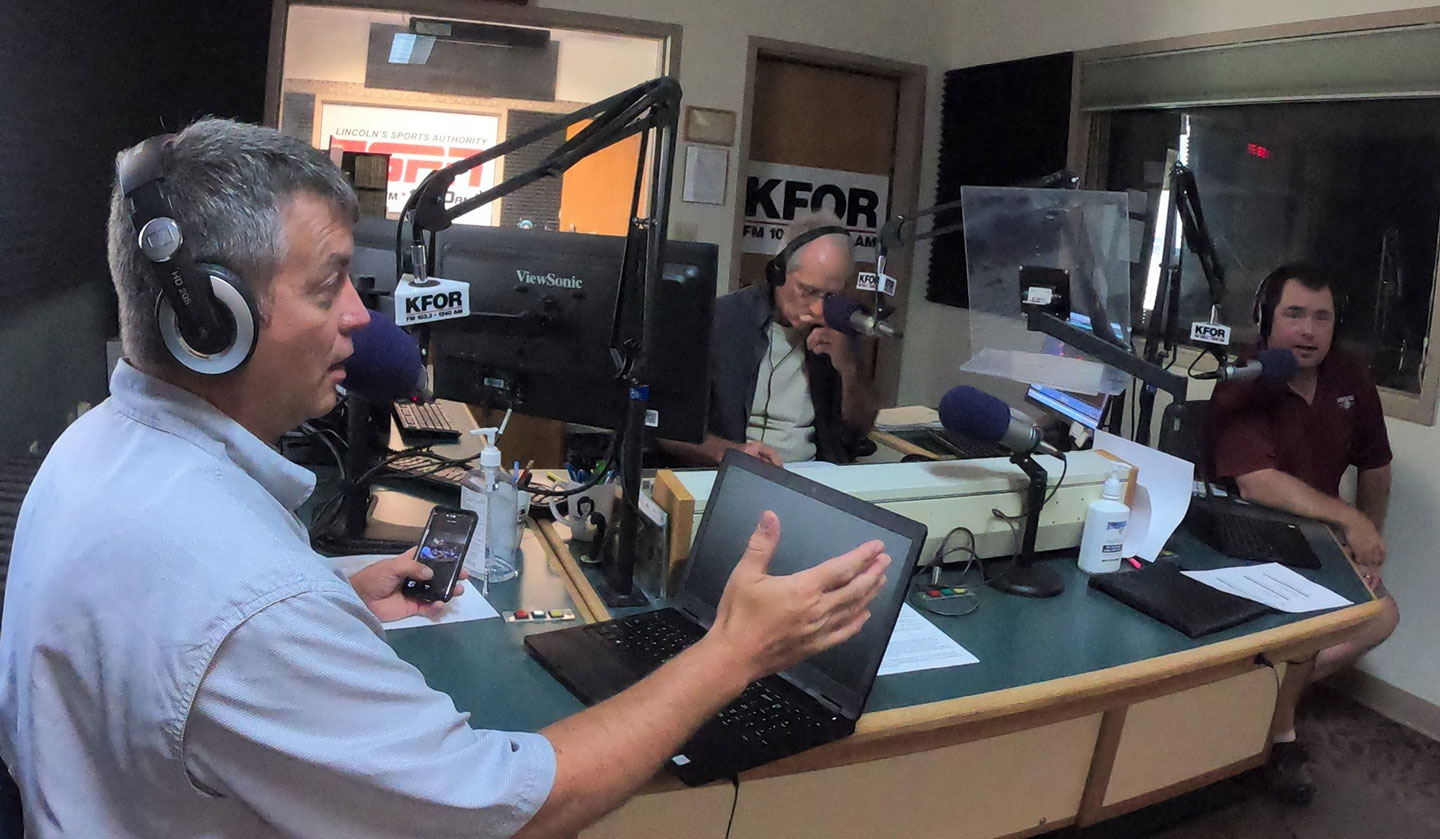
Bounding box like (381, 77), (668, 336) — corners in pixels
(427, 225), (716, 443)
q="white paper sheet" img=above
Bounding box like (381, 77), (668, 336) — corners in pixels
(877, 604), (980, 676)
(1182, 563), (1353, 613)
(681, 145), (727, 205)
(382, 579), (500, 630)
(1094, 431), (1194, 561)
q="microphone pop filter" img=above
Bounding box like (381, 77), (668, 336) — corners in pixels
(938, 385), (1010, 444)
(345, 309), (425, 401)
(1256, 347), (1298, 382)
(821, 293), (863, 335)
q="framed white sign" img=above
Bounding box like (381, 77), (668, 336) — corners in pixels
(319, 104), (501, 226)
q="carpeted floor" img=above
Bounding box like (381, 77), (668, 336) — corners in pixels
(1052, 685), (1440, 838)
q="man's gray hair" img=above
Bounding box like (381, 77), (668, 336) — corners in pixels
(108, 118), (359, 370)
(778, 209), (852, 276)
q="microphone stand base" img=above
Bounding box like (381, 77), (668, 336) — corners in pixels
(987, 451), (1066, 599)
(987, 564), (1065, 599)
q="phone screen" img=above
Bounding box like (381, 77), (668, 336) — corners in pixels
(405, 507), (477, 602)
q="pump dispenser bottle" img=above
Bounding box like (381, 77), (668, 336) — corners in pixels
(1078, 463), (1130, 574)
(460, 427), (519, 583)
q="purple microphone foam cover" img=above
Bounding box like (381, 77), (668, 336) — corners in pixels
(345, 309), (424, 401)
(821, 293), (863, 334)
(1256, 347), (1299, 382)
(938, 385), (1011, 444)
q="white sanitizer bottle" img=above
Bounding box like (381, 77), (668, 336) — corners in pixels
(1078, 463), (1130, 574)
(459, 427), (515, 578)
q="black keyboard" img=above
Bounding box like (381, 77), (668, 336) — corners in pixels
(586, 609), (704, 671)
(928, 429), (1010, 460)
(586, 610), (842, 757)
(385, 455), (469, 488)
(392, 401), (461, 441)
(1190, 506), (1321, 569)
(705, 681), (840, 754)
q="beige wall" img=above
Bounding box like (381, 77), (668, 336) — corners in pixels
(538, 0), (941, 280)
(899, 0), (1440, 714)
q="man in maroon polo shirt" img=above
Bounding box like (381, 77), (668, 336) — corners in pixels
(1209, 263), (1399, 805)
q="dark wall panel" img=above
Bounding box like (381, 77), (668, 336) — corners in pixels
(928, 52), (1074, 307)
(0, 0), (270, 452)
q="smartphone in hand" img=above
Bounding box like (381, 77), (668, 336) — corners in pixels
(404, 506), (478, 602)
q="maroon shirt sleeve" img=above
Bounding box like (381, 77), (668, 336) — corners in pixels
(1349, 368), (1393, 472)
(1207, 380), (1281, 480)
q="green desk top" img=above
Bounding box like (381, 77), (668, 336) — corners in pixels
(384, 514), (1371, 735)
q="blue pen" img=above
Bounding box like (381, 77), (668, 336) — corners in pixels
(513, 461), (520, 484)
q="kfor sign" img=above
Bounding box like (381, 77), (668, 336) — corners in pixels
(742, 162), (889, 260)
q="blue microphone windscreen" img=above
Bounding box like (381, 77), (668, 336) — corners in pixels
(822, 293), (863, 333)
(938, 385), (1010, 444)
(345, 309), (424, 401)
(1257, 347), (1298, 382)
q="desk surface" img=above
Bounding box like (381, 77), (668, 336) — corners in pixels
(385, 512), (1375, 742)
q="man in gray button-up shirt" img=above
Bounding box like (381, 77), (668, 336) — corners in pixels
(0, 119), (890, 838)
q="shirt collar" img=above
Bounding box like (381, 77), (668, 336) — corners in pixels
(108, 361), (317, 512)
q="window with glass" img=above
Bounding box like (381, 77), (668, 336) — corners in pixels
(277, 4), (667, 235)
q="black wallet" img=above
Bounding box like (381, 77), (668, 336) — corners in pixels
(1088, 563), (1272, 638)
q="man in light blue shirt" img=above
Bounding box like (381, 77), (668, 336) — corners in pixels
(0, 119), (890, 838)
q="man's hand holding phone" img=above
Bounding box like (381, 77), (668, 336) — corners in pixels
(351, 548), (469, 622)
(351, 506), (477, 621)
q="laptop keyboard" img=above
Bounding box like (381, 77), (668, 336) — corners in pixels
(586, 609), (846, 770)
(586, 608), (704, 670)
(1189, 505), (1321, 569)
(1212, 515), (1319, 568)
(710, 682), (841, 751)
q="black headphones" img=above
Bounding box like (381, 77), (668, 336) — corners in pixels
(764, 225), (849, 289)
(1251, 263), (1346, 342)
(117, 135), (260, 375)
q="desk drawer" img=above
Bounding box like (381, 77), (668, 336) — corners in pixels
(728, 714), (1102, 839)
(1101, 667), (1277, 811)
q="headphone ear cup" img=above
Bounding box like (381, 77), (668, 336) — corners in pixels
(156, 264), (260, 375)
(766, 250), (786, 288)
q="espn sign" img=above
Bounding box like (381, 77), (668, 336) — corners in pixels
(319, 104), (500, 225)
(742, 162), (889, 261)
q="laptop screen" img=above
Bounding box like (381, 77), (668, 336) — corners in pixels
(674, 452), (927, 718)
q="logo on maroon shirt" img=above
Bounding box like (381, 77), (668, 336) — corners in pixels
(1337, 394), (1355, 410)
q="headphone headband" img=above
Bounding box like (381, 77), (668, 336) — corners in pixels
(765, 224), (849, 288)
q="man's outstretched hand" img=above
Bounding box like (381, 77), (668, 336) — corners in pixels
(704, 511), (890, 683)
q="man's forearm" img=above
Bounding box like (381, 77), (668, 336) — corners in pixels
(1356, 464), (1392, 530)
(837, 367), (879, 435)
(516, 639), (750, 838)
(658, 435), (728, 466)
(1234, 468), (1361, 528)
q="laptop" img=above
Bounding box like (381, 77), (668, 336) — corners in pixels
(1184, 499), (1321, 570)
(524, 450), (928, 785)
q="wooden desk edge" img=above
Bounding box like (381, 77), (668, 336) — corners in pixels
(534, 519), (611, 624)
(869, 429), (936, 460)
(534, 516), (1384, 783)
(743, 597), (1382, 779)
